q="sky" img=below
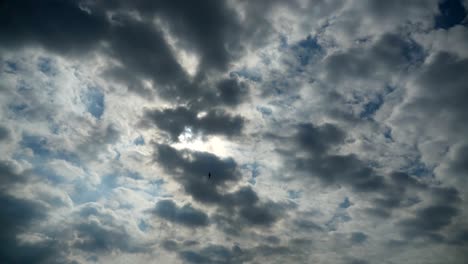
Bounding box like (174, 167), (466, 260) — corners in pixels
(0, 0), (468, 263)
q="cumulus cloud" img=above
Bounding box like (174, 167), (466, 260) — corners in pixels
(143, 107), (245, 141)
(154, 144), (290, 232)
(153, 199), (209, 227)
(1, 0), (467, 263)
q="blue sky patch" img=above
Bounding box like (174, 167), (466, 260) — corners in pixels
(435, 0), (467, 29)
(325, 212), (352, 231)
(9, 103), (28, 116)
(279, 35), (289, 50)
(288, 190), (301, 200)
(4, 60), (18, 74)
(134, 135), (145, 145)
(401, 39), (426, 65)
(360, 95), (383, 119)
(19, 133), (81, 166)
(383, 127), (393, 141)
(81, 87), (105, 119)
(403, 159), (433, 178)
(290, 35), (323, 66)
(38, 57), (56, 76)
(339, 197), (352, 209)
(138, 219), (149, 232)
(230, 68), (262, 82)
(21, 134), (52, 156)
(256, 106), (272, 118)
(242, 162), (260, 185)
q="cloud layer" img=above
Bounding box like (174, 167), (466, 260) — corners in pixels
(1, 0), (467, 263)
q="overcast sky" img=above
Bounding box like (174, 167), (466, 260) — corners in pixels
(1, 0), (468, 263)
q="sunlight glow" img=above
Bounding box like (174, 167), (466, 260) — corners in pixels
(172, 128), (230, 157)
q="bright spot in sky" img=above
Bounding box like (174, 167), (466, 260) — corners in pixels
(177, 49), (199, 76)
(172, 127), (229, 157)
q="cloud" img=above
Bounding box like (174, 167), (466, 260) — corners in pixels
(72, 202), (150, 254)
(154, 144), (290, 230)
(0, 0), (109, 55)
(179, 244), (249, 264)
(274, 122), (387, 192)
(0, 160), (25, 187)
(98, 0), (248, 72)
(435, 0), (467, 29)
(0, 126), (10, 141)
(216, 78), (249, 106)
(444, 143), (468, 182)
(391, 52), (468, 142)
(295, 123), (346, 155)
(143, 107), (244, 141)
(0, 162), (66, 263)
(74, 221), (144, 253)
(0, 0), (257, 104)
(350, 232), (368, 244)
(398, 205), (459, 239)
(324, 32), (424, 86)
(107, 17), (192, 98)
(159, 239), (317, 264)
(1, 0), (468, 263)
(153, 199), (209, 227)
(0, 193), (66, 264)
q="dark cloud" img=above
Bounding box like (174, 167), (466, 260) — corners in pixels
(277, 123), (387, 192)
(155, 144), (240, 194)
(161, 239), (314, 264)
(0, 0), (109, 55)
(74, 221), (144, 253)
(100, 0), (260, 103)
(106, 16), (192, 99)
(0, 160), (26, 187)
(347, 259), (370, 264)
(364, 172), (424, 217)
(144, 107), (244, 141)
(324, 33), (424, 84)
(397, 52), (468, 139)
(144, 0), (243, 72)
(0, 0), (268, 110)
(398, 205), (459, 239)
(0, 126), (10, 141)
(450, 229), (468, 245)
(0, 190), (65, 263)
(293, 219), (324, 232)
(179, 244), (249, 264)
(0, 0), (263, 105)
(446, 143), (468, 180)
(430, 186), (461, 204)
(161, 239), (179, 251)
(389, 172), (425, 190)
(238, 201), (283, 227)
(216, 78), (249, 106)
(414, 52), (468, 116)
(155, 144), (242, 204)
(295, 123), (346, 155)
(350, 232), (368, 244)
(435, 0), (467, 29)
(73, 203), (148, 254)
(264, 235), (281, 244)
(153, 199), (209, 227)
(154, 144), (288, 230)
(98, 0), (247, 72)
